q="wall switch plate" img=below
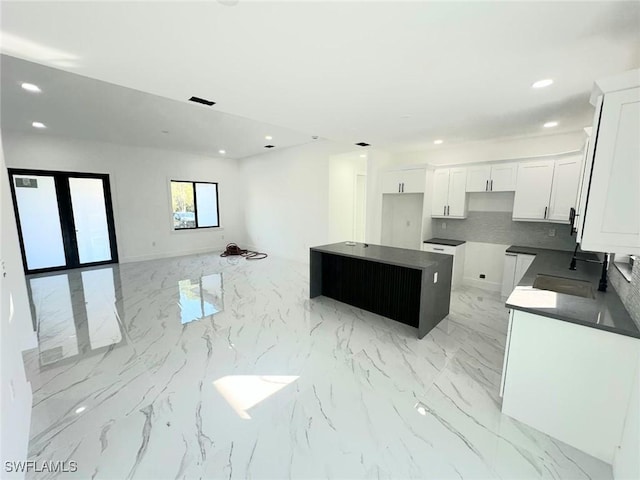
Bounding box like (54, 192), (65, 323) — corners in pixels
(548, 228), (556, 237)
(433, 272), (438, 283)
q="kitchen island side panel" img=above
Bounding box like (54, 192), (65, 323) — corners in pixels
(419, 255), (453, 338)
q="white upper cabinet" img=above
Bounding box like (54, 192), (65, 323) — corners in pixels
(431, 167), (467, 218)
(466, 163), (518, 192)
(431, 168), (450, 216)
(382, 168), (425, 194)
(580, 70), (640, 255)
(512, 160), (555, 221)
(466, 165), (491, 192)
(512, 158), (581, 223)
(448, 168), (468, 217)
(490, 162), (518, 191)
(402, 168), (427, 193)
(548, 156), (582, 223)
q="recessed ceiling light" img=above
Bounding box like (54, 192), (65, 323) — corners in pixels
(434, 139), (443, 145)
(543, 121), (558, 128)
(21, 82), (41, 93)
(532, 79), (554, 89)
(265, 135), (273, 140)
(219, 149), (226, 154)
(75, 406), (86, 414)
(32, 121), (46, 129)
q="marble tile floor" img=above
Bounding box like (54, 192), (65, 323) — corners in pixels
(22, 252), (612, 479)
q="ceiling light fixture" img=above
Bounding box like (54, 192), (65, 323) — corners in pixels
(434, 139), (443, 145)
(32, 121), (46, 129)
(265, 135), (273, 140)
(532, 79), (554, 89)
(75, 406), (86, 414)
(21, 82), (41, 93)
(360, 154), (366, 158)
(543, 121), (558, 128)
(219, 149), (226, 154)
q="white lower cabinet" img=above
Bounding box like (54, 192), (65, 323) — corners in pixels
(501, 252), (535, 298)
(422, 242), (465, 287)
(501, 309), (640, 464)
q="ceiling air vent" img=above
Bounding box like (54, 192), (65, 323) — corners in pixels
(264, 145), (275, 148)
(188, 96), (216, 106)
(355, 142), (370, 147)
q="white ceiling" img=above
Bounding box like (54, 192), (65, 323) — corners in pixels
(0, 55), (316, 159)
(1, 1), (639, 153)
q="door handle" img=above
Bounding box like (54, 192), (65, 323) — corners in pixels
(447, 205), (450, 216)
(486, 180), (488, 191)
(490, 179), (493, 191)
(443, 205), (446, 215)
(434, 247), (444, 251)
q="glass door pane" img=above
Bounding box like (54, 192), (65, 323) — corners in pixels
(12, 174), (66, 270)
(69, 177), (112, 264)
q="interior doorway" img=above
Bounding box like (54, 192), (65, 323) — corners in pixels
(8, 169), (119, 274)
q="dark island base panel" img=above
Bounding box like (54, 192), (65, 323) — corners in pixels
(321, 253), (422, 328)
(311, 248), (452, 338)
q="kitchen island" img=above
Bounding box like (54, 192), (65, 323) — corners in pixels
(310, 242), (452, 338)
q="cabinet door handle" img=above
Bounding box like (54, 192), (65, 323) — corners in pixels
(486, 180), (488, 191)
(447, 205), (450, 215)
(434, 247), (444, 251)
(402, 183), (405, 193)
(544, 206), (548, 219)
(443, 205), (446, 215)
(490, 179), (493, 191)
(398, 183), (401, 193)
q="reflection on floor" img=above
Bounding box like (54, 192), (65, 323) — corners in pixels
(23, 253), (612, 479)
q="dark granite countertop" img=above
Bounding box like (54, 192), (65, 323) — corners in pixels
(505, 246), (639, 339)
(311, 242), (448, 270)
(424, 238), (466, 247)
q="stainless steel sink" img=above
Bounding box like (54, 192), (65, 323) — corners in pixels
(532, 274), (595, 299)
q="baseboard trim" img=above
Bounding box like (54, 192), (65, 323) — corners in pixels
(463, 277), (502, 292)
(120, 245), (226, 264)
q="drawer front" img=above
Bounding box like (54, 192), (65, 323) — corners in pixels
(422, 244), (456, 255)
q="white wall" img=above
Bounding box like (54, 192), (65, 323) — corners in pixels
(393, 130), (585, 167)
(328, 152), (367, 244)
(365, 149), (395, 245)
(240, 140), (352, 263)
(2, 132), (246, 263)
(463, 242), (509, 292)
(1, 133), (37, 478)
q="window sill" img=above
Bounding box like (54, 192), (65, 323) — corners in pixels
(614, 261), (633, 283)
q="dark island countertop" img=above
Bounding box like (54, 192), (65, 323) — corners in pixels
(505, 246), (639, 339)
(311, 242), (449, 270)
(424, 238), (466, 247)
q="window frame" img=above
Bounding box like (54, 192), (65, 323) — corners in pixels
(170, 179), (220, 231)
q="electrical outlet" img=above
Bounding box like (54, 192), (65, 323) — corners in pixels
(433, 272), (438, 283)
(152, 241), (156, 247)
(548, 228), (556, 237)
(406, 220), (411, 227)
(479, 274), (486, 279)
(442, 222), (447, 230)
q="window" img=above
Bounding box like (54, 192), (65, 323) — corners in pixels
(171, 180), (219, 230)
